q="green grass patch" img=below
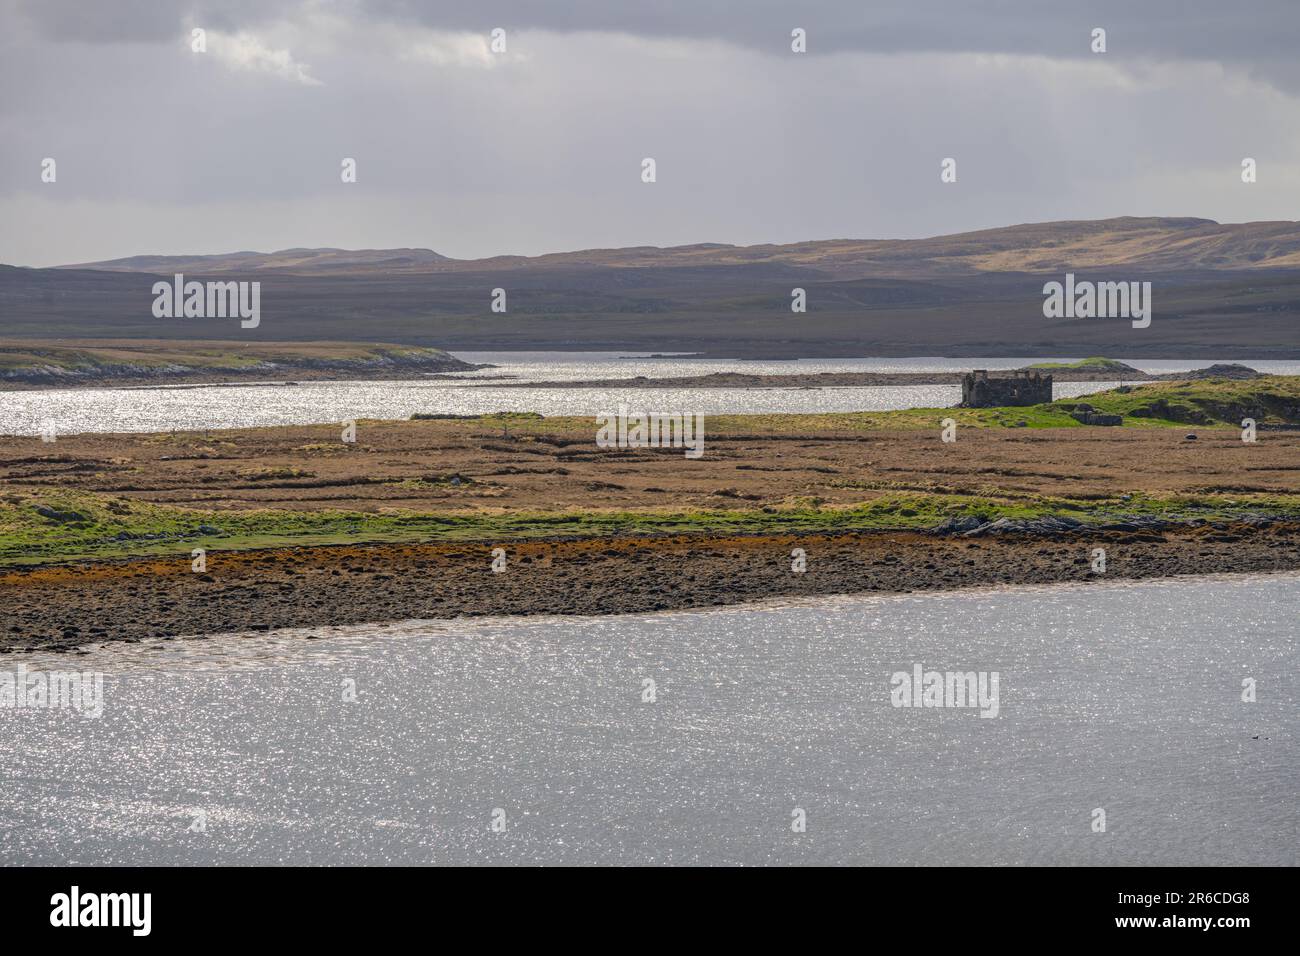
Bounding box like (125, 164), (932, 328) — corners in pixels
(705, 376), (1300, 431)
(4, 487), (1298, 568)
(1048, 376), (1300, 426)
(1026, 356), (1138, 371)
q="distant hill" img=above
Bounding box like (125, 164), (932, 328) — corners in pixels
(59, 247), (451, 275)
(55, 217), (1300, 278)
(7, 217), (1299, 359)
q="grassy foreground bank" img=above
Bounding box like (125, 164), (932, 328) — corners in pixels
(4, 488), (1300, 567)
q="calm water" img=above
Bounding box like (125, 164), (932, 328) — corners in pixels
(4, 353), (1297, 436)
(2, 573), (1294, 865)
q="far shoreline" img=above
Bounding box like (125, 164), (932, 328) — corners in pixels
(1, 344), (1282, 391)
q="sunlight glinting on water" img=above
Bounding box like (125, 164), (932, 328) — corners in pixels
(3, 572), (1295, 866)
(5, 354), (1297, 436)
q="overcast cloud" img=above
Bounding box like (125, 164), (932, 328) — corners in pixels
(1, 0), (1297, 266)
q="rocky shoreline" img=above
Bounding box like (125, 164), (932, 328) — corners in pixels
(4, 519), (1297, 653)
(480, 369), (1146, 388)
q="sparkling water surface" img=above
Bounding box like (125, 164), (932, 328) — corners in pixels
(2, 573), (1294, 865)
(4, 353), (1296, 436)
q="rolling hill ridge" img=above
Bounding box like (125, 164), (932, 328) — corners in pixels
(55, 217), (1300, 278)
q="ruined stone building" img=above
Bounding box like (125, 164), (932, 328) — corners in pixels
(960, 369), (1053, 407)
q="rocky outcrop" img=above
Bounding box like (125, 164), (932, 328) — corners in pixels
(1153, 363), (1260, 381)
(929, 512), (1294, 538)
(1069, 404), (1123, 425)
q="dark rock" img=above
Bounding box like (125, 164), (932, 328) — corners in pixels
(930, 515), (987, 535)
(1071, 410), (1123, 426)
(35, 505), (86, 522)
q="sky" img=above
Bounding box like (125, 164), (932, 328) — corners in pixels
(1, 0), (1297, 266)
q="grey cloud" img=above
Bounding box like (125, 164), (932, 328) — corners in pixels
(9, 0), (310, 43)
(0, 0), (1296, 267)
(10, 0), (1299, 92)
(343, 1), (1300, 75)
(14, 0), (1300, 64)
